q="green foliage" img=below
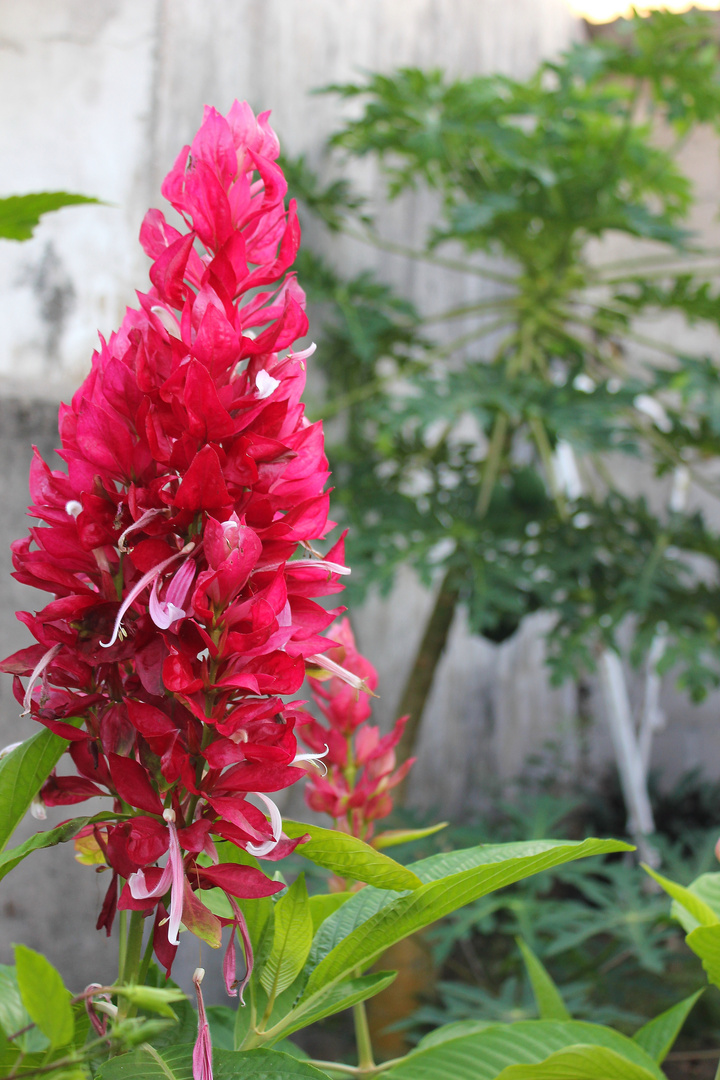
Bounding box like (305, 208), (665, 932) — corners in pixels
(97, 1044), (329, 1079)
(379, 1020), (665, 1080)
(261, 874), (315, 1000)
(283, 818), (423, 889)
(0, 192), (99, 241)
(517, 937), (571, 1021)
(287, 7), (720, 698)
(0, 810), (125, 880)
(632, 991), (703, 1065)
(0, 723), (82, 849)
(14, 945), (74, 1049)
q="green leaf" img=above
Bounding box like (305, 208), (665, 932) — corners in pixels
(0, 193), (100, 241)
(99, 1044), (329, 1080)
(304, 838), (632, 999)
(308, 891), (352, 933)
(373, 822), (449, 849)
(415, 1020), (494, 1051)
(14, 944), (74, 1049)
(517, 937), (571, 1021)
(0, 965), (49, 1053)
(214, 1047), (330, 1078)
(113, 984), (186, 1018)
(496, 1046), (660, 1080)
(633, 991), (703, 1064)
(669, 871), (720, 932)
(283, 819), (422, 889)
(207, 1005), (236, 1051)
(96, 1043), (194, 1079)
(0, 811), (121, 881)
(685, 923), (720, 987)
(267, 971), (397, 1042)
(0, 725), (80, 849)
(644, 864), (719, 928)
(310, 838), (633, 967)
(382, 1020), (665, 1080)
(260, 873), (314, 999)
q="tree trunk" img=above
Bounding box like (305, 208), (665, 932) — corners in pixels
(394, 569), (460, 803)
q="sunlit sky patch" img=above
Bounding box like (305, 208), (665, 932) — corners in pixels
(566, 1), (720, 23)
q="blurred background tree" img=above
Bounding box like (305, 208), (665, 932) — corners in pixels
(285, 9), (720, 839)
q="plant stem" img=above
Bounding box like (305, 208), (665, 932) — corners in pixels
(353, 999), (376, 1074)
(394, 568), (460, 801)
(342, 225), (517, 284)
(137, 927), (156, 987)
(476, 411), (508, 517)
(117, 906), (127, 986)
(117, 910), (145, 1019)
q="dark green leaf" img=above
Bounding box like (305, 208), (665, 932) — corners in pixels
(0, 193), (100, 241)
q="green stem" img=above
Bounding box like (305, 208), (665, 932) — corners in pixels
(117, 906), (127, 986)
(353, 998), (375, 1074)
(476, 412), (508, 517)
(118, 910), (145, 1019)
(417, 295), (516, 325)
(137, 927), (156, 987)
(342, 225), (517, 284)
(527, 414), (566, 519)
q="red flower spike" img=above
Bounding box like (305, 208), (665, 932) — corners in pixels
(298, 619), (415, 846)
(2, 100), (350, 972)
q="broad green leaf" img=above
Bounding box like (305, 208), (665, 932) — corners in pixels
(0, 193), (100, 241)
(668, 871), (720, 932)
(382, 1020), (665, 1080)
(309, 891), (352, 933)
(207, 1005), (236, 1050)
(261, 874), (314, 999)
(266, 971), (397, 1042)
(633, 991), (702, 1064)
(517, 937), (571, 1021)
(0, 725), (80, 849)
(113, 985), (186, 1018)
(274, 1039), (311, 1059)
(497, 1045), (660, 1080)
(283, 819), (422, 889)
(0, 811), (121, 881)
(310, 838), (632, 967)
(0, 965), (48, 1053)
(415, 1020), (493, 1051)
(96, 1042), (194, 1079)
(644, 864), (719, 928)
(14, 944), (73, 1049)
(685, 923), (720, 987)
(100, 1044), (329, 1080)
(214, 1047), (330, 1078)
(304, 838), (631, 999)
(373, 822), (449, 849)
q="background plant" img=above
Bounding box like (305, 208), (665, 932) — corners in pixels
(285, 9), (720, 783)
